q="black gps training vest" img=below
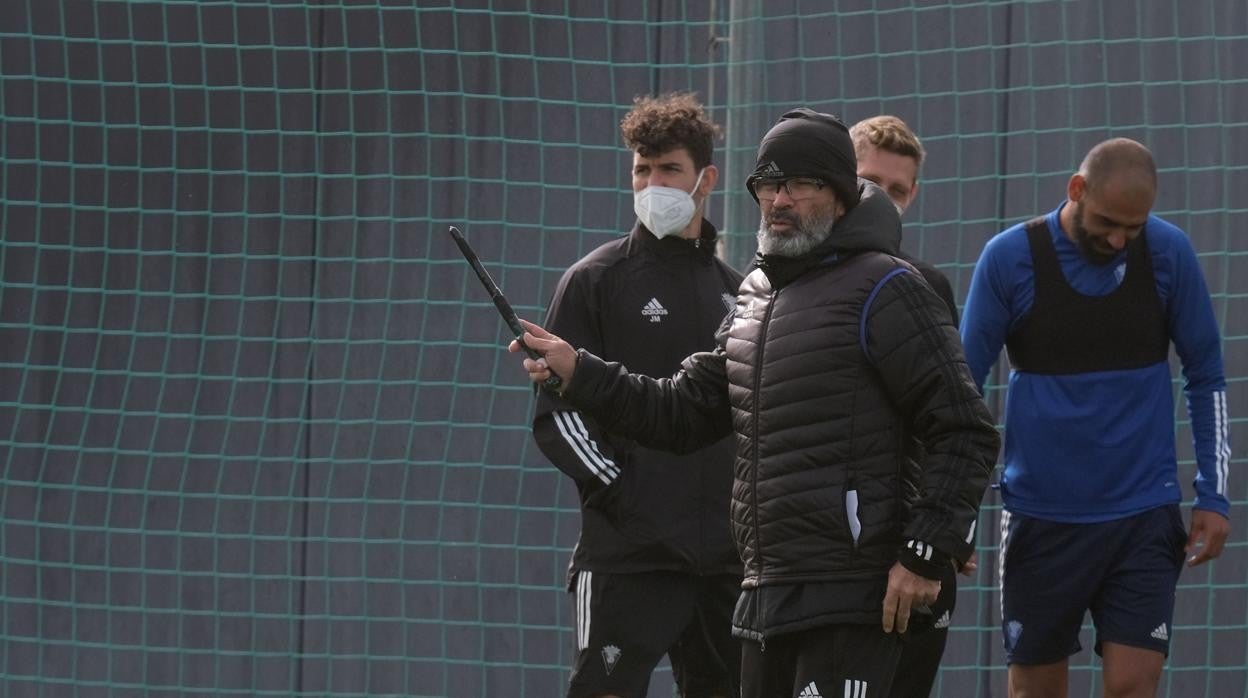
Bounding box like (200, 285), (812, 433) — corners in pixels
(1004, 218), (1168, 375)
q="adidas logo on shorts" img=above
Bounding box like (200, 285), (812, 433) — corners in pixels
(798, 679), (869, 697)
(1151, 623), (1169, 641)
(933, 609), (951, 630)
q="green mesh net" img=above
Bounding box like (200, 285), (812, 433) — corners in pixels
(2, 2), (1246, 696)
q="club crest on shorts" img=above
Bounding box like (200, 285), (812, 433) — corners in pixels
(601, 644), (622, 674)
(1006, 619), (1024, 650)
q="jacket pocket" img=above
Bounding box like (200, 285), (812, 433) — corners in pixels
(845, 488), (862, 548)
(599, 456), (648, 534)
(1163, 503), (1189, 566)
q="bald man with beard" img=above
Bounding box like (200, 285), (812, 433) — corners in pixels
(961, 138), (1231, 698)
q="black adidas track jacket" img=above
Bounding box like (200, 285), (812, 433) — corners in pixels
(533, 221), (745, 582)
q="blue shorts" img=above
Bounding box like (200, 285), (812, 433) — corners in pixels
(998, 504), (1187, 665)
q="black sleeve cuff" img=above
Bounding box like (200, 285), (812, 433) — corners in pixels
(898, 539), (950, 580)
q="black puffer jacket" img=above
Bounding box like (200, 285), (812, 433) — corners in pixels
(564, 182), (999, 630)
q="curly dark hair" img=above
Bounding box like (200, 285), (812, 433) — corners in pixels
(619, 92), (721, 169)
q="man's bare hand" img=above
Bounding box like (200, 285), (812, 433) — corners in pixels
(882, 562), (941, 634)
(509, 319), (578, 389)
(959, 551), (979, 576)
(1186, 508), (1229, 567)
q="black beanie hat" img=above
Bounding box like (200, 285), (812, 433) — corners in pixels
(746, 108), (860, 209)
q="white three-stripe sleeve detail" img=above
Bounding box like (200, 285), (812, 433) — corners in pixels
(998, 510), (1012, 620)
(565, 411), (621, 481)
(1216, 389), (1230, 496)
(552, 410), (619, 485)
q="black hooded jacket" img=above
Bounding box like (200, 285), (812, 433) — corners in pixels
(561, 182), (999, 639)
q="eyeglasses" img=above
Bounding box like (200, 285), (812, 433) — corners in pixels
(752, 177), (827, 201)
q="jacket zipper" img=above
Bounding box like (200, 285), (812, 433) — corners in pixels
(751, 289), (778, 585)
(690, 255), (706, 574)
(845, 478), (861, 553)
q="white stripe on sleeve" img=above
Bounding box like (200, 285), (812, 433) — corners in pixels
(553, 410), (620, 485)
(1216, 389), (1229, 496)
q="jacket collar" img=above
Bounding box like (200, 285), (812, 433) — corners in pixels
(628, 219), (720, 261)
(753, 179), (902, 288)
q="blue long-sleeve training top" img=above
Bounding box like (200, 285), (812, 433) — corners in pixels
(960, 205), (1229, 523)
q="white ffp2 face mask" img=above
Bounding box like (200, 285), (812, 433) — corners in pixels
(633, 169), (706, 239)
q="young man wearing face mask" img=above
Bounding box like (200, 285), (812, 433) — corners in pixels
(512, 108), (999, 698)
(531, 92), (744, 698)
(961, 138), (1229, 697)
(851, 115), (963, 698)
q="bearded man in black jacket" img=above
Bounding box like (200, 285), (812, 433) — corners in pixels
(513, 108), (1000, 698)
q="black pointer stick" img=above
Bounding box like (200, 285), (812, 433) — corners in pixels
(448, 226), (562, 392)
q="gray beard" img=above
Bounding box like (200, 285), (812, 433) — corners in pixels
(756, 208), (839, 257)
